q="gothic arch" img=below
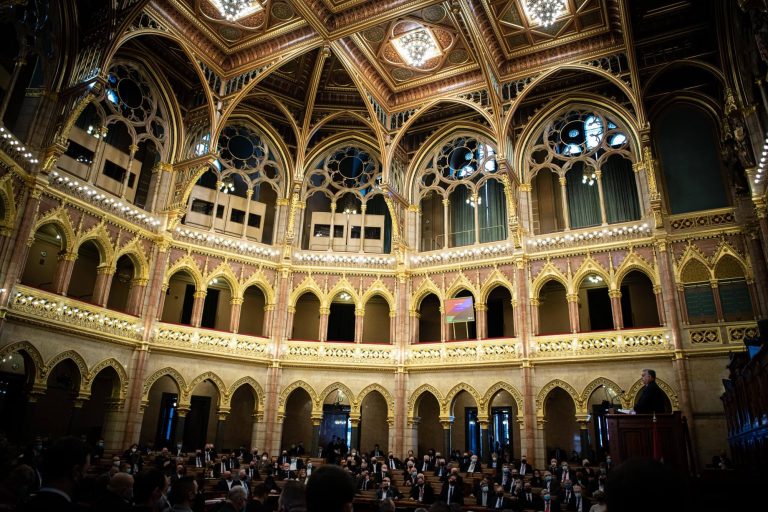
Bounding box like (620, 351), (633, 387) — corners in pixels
(44, 350), (89, 396)
(571, 256), (613, 293)
(31, 213), (75, 253)
(676, 248), (713, 284)
(241, 271), (276, 306)
(579, 377), (624, 407)
(0, 341), (45, 387)
(408, 384), (444, 421)
(164, 256), (205, 291)
(318, 382), (357, 415)
(278, 380), (319, 413)
(479, 271), (515, 303)
(536, 379), (583, 415)
(85, 358), (129, 400)
(113, 243), (150, 281)
(531, 263), (569, 299)
(205, 263), (241, 298)
(224, 376), (265, 412)
(411, 279), (443, 311)
(445, 273), (479, 302)
(141, 367), (186, 403)
(625, 378), (679, 410)
(712, 243), (751, 280)
(288, 277), (324, 309)
(443, 382), (482, 417)
(360, 282), (396, 312)
(325, 278), (361, 309)
(355, 383), (395, 419)
(184, 371), (227, 407)
(614, 253), (658, 288)
(75, 224), (115, 265)
(481, 382), (524, 417)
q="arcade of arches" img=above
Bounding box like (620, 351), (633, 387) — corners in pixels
(0, 0), (767, 470)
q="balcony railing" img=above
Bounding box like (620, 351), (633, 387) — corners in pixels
(667, 207), (736, 232)
(281, 340), (396, 366)
(531, 328), (670, 358)
(683, 322), (758, 346)
(407, 338), (520, 366)
(153, 322), (272, 359)
(8, 285), (144, 342)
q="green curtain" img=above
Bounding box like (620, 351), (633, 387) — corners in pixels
(450, 186), (475, 247)
(565, 162), (601, 229)
(479, 179), (507, 243)
(684, 284), (717, 323)
(719, 279), (753, 321)
(602, 155), (641, 223)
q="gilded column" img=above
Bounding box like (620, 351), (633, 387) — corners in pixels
(214, 409), (230, 449)
(710, 281), (724, 322)
(653, 285), (666, 325)
(354, 309), (364, 343)
(119, 144), (139, 199)
(473, 193), (480, 244)
(126, 278), (148, 316)
(410, 311), (420, 343)
(529, 299), (540, 336)
(349, 416), (360, 450)
(175, 407), (190, 445)
(318, 307), (330, 342)
(53, 252), (77, 295)
(559, 177), (570, 230)
(241, 189), (253, 239)
(594, 170), (608, 226)
(327, 203), (336, 251)
(515, 258), (536, 465)
(442, 198), (450, 248)
(440, 305), (447, 341)
(0, 184), (43, 305)
(263, 304), (276, 337)
(440, 418), (453, 455)
(475, 302), (487, 339)
(576, 417), (590, 459)
(92, 265), (115, 307)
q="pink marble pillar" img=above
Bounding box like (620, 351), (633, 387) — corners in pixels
(190, 291), (207, 327)
(53, 253), (77, 295)
(566, 294), (580, 333)
(609, 290), (623, 330)
(263, 305), (275, 337)
(530, 299), (540, 336)
(126, 279), (147, 316)
(389, 311), (396, 344)
(120, 347), (150, 447)
(92, 266), (115, 307)
(1, 187), (42, 304)
(676, 285), (689, 325)
(229, 298), (243, 333)
(747, 281), (761, 320)
(410, 311), (420, 343)
(653, 286), (666, 325)
(318, 307), (330, 342)
(475, 303), (486, 339)
(285, 307), (295, 339)
(440, 307), (447, 341)
(354, 310), (364, 343)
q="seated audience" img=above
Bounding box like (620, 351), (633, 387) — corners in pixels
(306, 465), (356, 512)
(22, 436), (90, 512)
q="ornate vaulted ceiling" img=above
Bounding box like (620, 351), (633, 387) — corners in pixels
(114, 0), (717, 158)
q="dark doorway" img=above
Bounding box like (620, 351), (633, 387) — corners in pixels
(491, 406), (513, 457)
(465, 407), (481, 455)
(320, 404), (351, 449)
(180, 285), (195, 325)
(487, 299), (504, 338)
(587, 288), (613, 330)
(184, 395), (211, 450)
(620, 285), (634, 328)
(0, 372), (26, 441)
(201, 289), (220, 329)
(327, 303), (355, 341)
(156, 392), (179, 449)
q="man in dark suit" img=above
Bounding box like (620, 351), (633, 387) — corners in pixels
(521, 482), (540, 510)
(439, 474), (464, 505)
(216, 471), (244, 492)
(418, 454), (433, 473)
(490, 484), (514, 510)
(516, 454), (532, 476)
(634, 368), (666, 414)
(473, 476), (493, 507)
(23, 436), (90, 512)
(541, 490), (561, 512)
(543, 471), (560, 495)
(409, 474), (434, 505)
(433, 458), (448, 479)
(495, 464), (514, 491)
(370, 444), (384, 458)
(568, 485), (590, 512)
(385, 452), (401, 470)
(93, 471), (133, 512)
(189, 449), (205, 468)
(245, 483), (269, 512)
(357, 470), (376, 491)
(375, 477), (402, 501)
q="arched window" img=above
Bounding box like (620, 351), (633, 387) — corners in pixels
(528, 109), (640, 233)
(417, 134), (506, 250)
(58, 61), (170, 210)
(184, 123), (284, 244)
(302, 145), (390, 253)
(655, 103), (728, 214)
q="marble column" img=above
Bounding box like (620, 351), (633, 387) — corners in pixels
(126, 279), (148, 316)
(443, 199), (450, 249)
(530, 299), (540, 336)
(68, 398), (87, 435)
(653, 286), (666, 325)
(190, 291), (207, 328)
(710, 281), (725, 322)
(577, 418), (590, 459)
(92, 265), (115, 307)
(214, 410), (229, 450)
(595, 171), (608, 225)
(354, 309), (364, 343)
(410, 311), (420, 344)
(101, 399), (126, 452)
(311, 416), (322, 455)
(318, 307), (330, 342)
(475, 303), (487, 339)
(53, 253), (77, 295)
(441, 419), (453, 455)
(440, 306), (447, 341)
(350, 416), (360, 450)
(478, 419), (490, 460)
(229, 297), (243, 333)
(176, 407), (190, 445)
(566, 293), (580, 333)
(560, 177), (570, 230)
(250, 412), (266, 451)
(608, 289), (623, 330)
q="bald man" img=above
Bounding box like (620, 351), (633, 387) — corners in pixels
(94, 472), (134, 512)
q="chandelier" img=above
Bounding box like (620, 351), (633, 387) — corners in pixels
(211, 0), (263, 21)
(524, 0), (567, 27)
(392, 28), (441, 68)
(582, 169), (596, 186)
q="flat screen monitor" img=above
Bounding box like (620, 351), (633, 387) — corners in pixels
(446, 297), (475, 323)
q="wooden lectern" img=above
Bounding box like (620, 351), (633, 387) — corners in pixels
(605, 412), (690, 473)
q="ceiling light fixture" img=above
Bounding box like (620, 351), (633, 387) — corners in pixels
(211, 0), (263, 21)
(524, 0), (567, 27)
(392, 27), (441, 67)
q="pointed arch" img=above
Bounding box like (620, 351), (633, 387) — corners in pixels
(571, 256), (613, 292)
(408, 384), (444, 421)
(615, 252), (658, 288)
(164, 255), (205, 290)
(184, 371), (226, 406)
(278, 380), (318, 413)
(411, 279), (443, 310)
(325, 278), (360, 309)
(676, 249), (713, 283)
(0, 174), (17, 235)
(318, 382), (357, 414)
(75, 224), (115, 266)
(44, 350), (89, 395)
(481, 382), (524, 417)
(579, 377), (624, 407)
(307, 111), (377, 144)
(445, 273), (479, 301)
(0, 341), (44, 387)
(624, 378), (679, 411)
(443, 382), (482, 417)
(712, 243), (751, 280)
(531, 263), (569, 299)
(205, 263), (241, 298)
(536, 379), (583, 415)
(31, 213), (75, 253)
(113, 243), (150, 281)
(224, 376), (265, 411)
(241, 271), (276, 306)
(303, 134), (382, 184)
(355, 384), (395, 419)
(289, 277), (324, 308)
(86, 358), (129, 400)
(141, 367), (186, 403)
(479, 271), (515, 303)
(361, 281), (395, 311)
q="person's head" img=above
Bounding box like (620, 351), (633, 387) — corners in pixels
(416, 473), (424, 485)
(108, 472), (134, 501)
(550, 458), (557, 466)
(252, 483), (268, 501)
(168, 476), (197, 506)
(223, 470), (232, 480)
(279, 481), (307, 512)
(381, 477), (391, 488)
(227, 486), (247, 512)
(521, 454), (527, 463)
(238, 469), (247, 479)
(544, 471), (552, 481)
(379, 498), (396, 512)
(502, 464), (509, 473)
(306, 464), (356, 512)
(541, 489), (551, 501)
(448, 475), (456, 485)
(494, 483), (504, 495)
(582, 459), (590, 467)
(480, 478), (490, 491)
(133, 468), (168, 507)
(524, 483), (532, 492)
(641, 368), (656, 385)
(40, 436), (90, 492)
(161, 447), (169, 455)
(573, 485), (582, 496)
(592, 490), (605, 503)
